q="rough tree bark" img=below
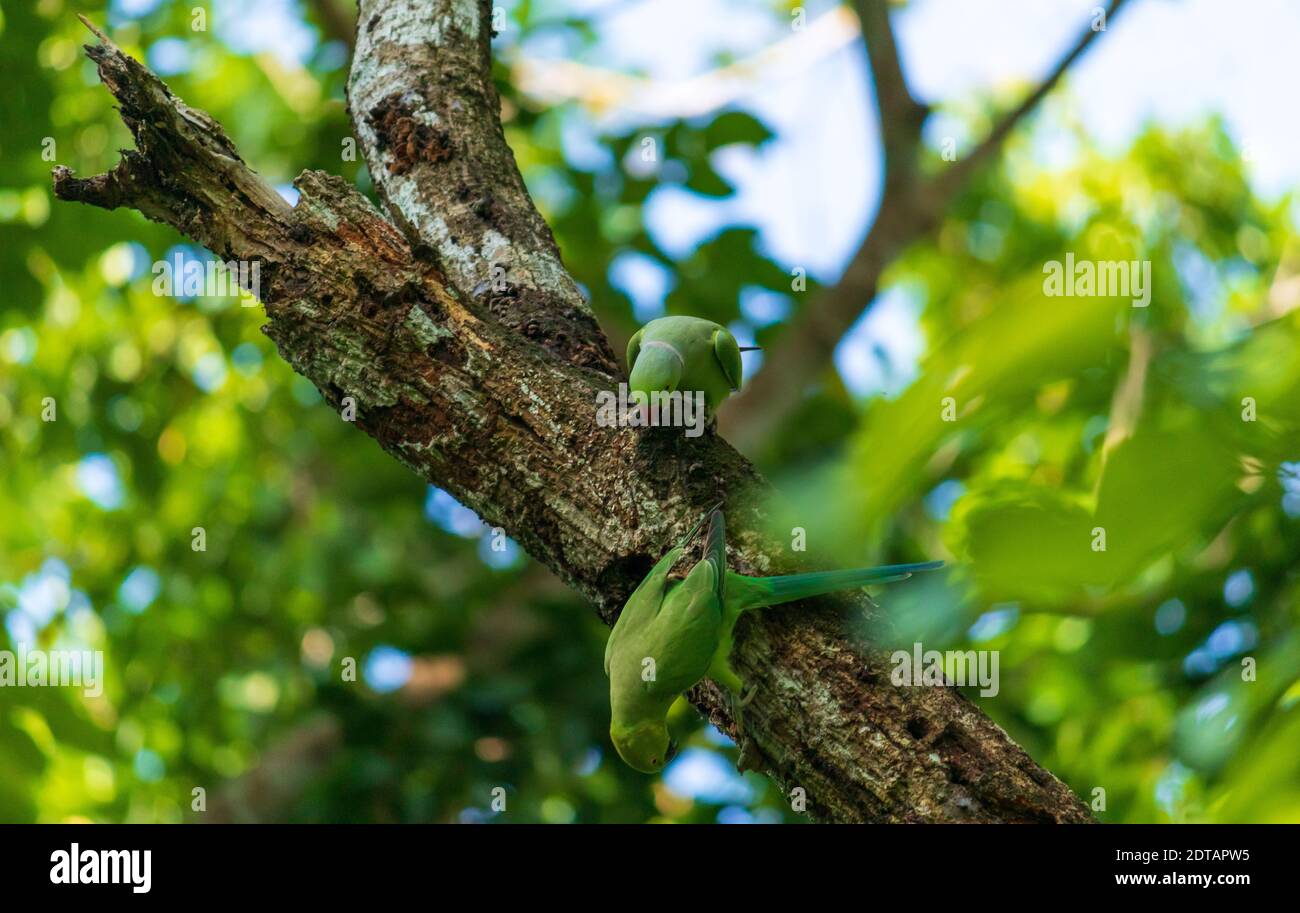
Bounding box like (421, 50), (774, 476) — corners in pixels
(53, 4), (1093, 823)
(719, 0), (1130, 453)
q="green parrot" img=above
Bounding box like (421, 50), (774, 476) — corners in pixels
(604, 506), (943, 773)
(626, 316), (760, 415)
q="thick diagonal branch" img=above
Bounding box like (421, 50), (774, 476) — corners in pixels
(721, 0), (1128, 452)
(53, 16), (1092, 823)
(347, 0), (618, 375)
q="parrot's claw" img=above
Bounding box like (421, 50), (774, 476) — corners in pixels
(725, 682), (763, 773)
(738, 682), (758, 708)
(735, 738), (763, 774)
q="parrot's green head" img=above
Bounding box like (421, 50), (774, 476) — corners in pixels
(610, 719), (675, 774)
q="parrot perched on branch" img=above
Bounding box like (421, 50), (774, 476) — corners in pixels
(604, 506), (943, 773)
(626, 316), (760, 415)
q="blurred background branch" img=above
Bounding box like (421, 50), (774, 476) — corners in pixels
(720, 0), (1130, 451)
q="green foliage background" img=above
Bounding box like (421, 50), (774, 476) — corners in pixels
(1, 0), (1297, 823)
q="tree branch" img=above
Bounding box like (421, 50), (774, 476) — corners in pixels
(934, 0), (1128, 201)
(720, 0), (1129, 453)
(854, 0), (927, 190)
(347, 0), (619, 375)
(54, 12), (1092, 823)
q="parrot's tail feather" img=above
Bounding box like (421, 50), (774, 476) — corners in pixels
(674, 500), (723, 551)
(704, 508), (727, 603)
(867, 572), (914, 584)
(740, 560), (943, 609)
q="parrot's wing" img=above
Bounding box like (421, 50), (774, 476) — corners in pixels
(626, 327), (644, 374)
(712, 328), (743, 391)
(606, 543), (684, 676)
(645, 565), (724, 696)
(604, 622), (615, 676)
(605, 507), (718, 678)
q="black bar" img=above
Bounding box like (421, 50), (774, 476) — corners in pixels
(1, 823), (1283, 898)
